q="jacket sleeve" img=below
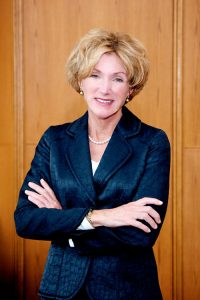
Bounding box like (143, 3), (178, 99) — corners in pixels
(72, 130), (171, 252)
(14, 127), (90, 241)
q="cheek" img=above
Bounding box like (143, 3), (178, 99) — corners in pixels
(84, 87), (96, 99)
(115, 86), (129, 98)
(82, 81), (97, 95)
(80, 79), (90, 90)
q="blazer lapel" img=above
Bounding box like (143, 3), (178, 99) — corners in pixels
(93, 130), (132, 186)
(64, 107), (141, 204)
(65, 113), (97, 206)
(93, 107), (142, 187)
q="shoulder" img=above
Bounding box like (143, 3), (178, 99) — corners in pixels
(39, 111), (88, 145)
(39, 123), (70, 146)
(139, 122), (170, 149)
(121, 107), (170, 149)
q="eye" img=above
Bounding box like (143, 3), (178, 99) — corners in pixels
(90, 73), (99, 78)
(114, 77), (124, 82)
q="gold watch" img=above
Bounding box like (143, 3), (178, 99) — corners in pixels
(86, 209), (94, 227)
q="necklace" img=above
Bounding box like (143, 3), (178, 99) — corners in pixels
(88, 135), (111, 145)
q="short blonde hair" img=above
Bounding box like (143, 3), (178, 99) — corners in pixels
(66, 28), (149, 100)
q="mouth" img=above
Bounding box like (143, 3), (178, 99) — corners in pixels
(95, 98), (113, 104)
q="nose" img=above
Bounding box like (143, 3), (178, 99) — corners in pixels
(99, 78), (111, 94)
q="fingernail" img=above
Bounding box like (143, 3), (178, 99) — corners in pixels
(147, 228), (151, 233)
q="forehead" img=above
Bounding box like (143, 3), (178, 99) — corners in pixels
(93, 52), (127, 74)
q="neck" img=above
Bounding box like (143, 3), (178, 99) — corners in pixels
(88, 110), (122, 140)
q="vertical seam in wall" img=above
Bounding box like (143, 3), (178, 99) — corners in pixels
(13, 0), (24, 299)
(172, 0), (183, 299)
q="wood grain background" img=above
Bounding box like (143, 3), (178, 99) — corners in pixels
(0, 0), (200, 299)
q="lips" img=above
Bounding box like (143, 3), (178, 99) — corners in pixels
(95, 98), (113, 104)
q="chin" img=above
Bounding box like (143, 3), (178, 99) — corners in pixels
(94, 109), (122, 120)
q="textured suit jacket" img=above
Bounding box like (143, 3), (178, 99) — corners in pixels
(14, 107), (170, 300)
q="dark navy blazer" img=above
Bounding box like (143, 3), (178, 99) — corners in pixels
(14, 107), (170, 300)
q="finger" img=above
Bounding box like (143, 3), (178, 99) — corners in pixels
(25, 189), (43, 198)
(134, 205), (161, 224)
(25, 190), (47, 202)
(27, 193), (54, 208)
(40, 179), (56, 198)
(129, 202), (161, 223)
(28, 182), (45, 195)
(144, 206), (161, 224)
(131, 220), (151, 233)
(25, 189), (54, 207)
(27, 195), (46, 208)
(138, 212), (158, 229)
(40, 179), (62, 209)
(25, 189), (62, 209)
(135, 197), (163, 206)
(28, 181), (52, 200)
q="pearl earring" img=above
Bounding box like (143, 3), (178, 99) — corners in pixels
(79, 89), (84, 96)
(125, 96), (130, 104)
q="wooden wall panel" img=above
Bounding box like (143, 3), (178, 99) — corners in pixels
(183, 149), (200, 299)
(183, 0), (200, 147)
(182, 0), (200, 299)
(172, 1), (183, 298)
(0, 0), (16, 298)
(23, 0), (173, 143)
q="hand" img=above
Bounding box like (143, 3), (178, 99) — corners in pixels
(91, 197), (163, 233)
(25, 179), (62, 209)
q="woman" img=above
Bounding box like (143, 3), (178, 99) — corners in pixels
(14, 29), (170, 300)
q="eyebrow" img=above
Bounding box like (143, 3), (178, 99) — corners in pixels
(92, 68), (127, 75)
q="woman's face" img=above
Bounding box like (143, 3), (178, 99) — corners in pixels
(80, 52), (131, 120)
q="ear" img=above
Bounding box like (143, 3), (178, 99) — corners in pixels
(127, 87), (134, 99)
(129, 87), (134, 96)
(78, 80), (82, 90)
